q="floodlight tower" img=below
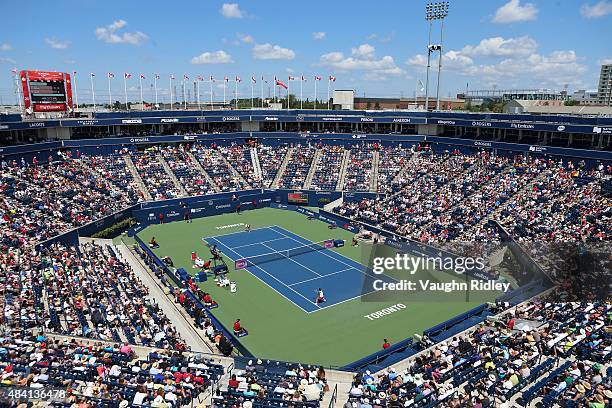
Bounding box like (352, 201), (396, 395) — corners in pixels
(424, 2), (449, 111)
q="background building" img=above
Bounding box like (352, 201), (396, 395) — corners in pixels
(598, 64), (612, 106)
(571, 90), (600, 106)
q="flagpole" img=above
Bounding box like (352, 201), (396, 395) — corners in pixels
(415, 78), (418, 107)
(183, 78), (187, 110)
(327, 78), (330, 110)
(223, 79), (226, 107)
(209, 77), (213, 110)
(108, 74), (112, 108)
(73, 72), (79, 111)
(251, 78), (254, 109)
(170, 76), (174, 110)
(90, 74), (96, 111)
(197, 80), (201, 110)
(154, 75), (158, 108)
(235, 78), (238, 109)
(273, 77), (277, 104)
(14, 71), (22, 110)
(300, 76), (303, 110)
(123, 75), (128, 110)
(139, 75), (144, 111)
(314, 77), (317, 110)
(260, 77), (264, 108)
(287, 77), (290, 111)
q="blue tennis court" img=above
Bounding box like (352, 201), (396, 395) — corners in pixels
(205, 225), (393, 313)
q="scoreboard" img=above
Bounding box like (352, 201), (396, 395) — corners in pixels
(20, 70), (73, 112)
(288, 192), (309, 204)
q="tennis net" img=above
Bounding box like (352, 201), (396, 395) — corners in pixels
(235, 239), (335, 269)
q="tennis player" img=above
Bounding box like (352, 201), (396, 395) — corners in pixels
(316, 288), (326, 304)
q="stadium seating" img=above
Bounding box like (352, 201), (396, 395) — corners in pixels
(0, 139), (610, 408)
(277, 143), (317, 189)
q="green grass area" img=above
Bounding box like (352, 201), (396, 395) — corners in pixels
(136, 207), (501, 367)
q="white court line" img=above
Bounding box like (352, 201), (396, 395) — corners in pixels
(208, 237), (321, 313)
(270, 225), (384, 282)
(205, 225), (276, 241)
(289, 267), (355, 287)
(232, 236), (288, 249)
(259, 241), (322, 277)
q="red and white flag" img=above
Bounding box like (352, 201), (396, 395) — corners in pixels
(251, 76), (256, 83)
(139, 74), (146, 79)
(315, 75), (322, 81)
(329, 75), (336, 81)
(235, 76), (241, 82)
(124, 73), (131, 79)
(107, 72), (114, 78)
(275, 79), (288, 89)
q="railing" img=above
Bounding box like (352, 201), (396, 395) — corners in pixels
(328, 384), (338, 408)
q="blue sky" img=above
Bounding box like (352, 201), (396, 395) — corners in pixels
(1, 0), (611, 104)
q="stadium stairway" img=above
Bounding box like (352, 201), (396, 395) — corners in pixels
(157, 153), (188, 196)
(123, 154), (153, 200)
(369, 149), (380, 192)
(218, 149), (249, 187)
(186, 150), (221, 193)
(336, 149), (351, 190)
(250, 146), (262, 181)
(271, 146), (294, 188)
(304, 147), (323, 189)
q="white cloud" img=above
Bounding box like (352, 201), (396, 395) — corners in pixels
(461, 36), (537, 57)
(220, 3), (244, 19)
(0, 43), (12, 51)
(580, 1), (612, 18)
(406, 38), (587, 88)
(237, 33), (254, 44)
(407, 52), (475, 74)
(191, 50), (234, 64)
(492, 0), (538, 23)
(95, 20), (149, 46)
(351, 44), (376, 59)
(312, 31), (326, 40)
(252, 43), (295, 60)
(319, 45), (405, 79)
(0, 57), (16, 64)
(45, 38), (70, 49)
(599, 58), (612, 65)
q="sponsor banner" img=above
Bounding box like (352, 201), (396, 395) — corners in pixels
(133, 192), (274, 224)
(1, 112), (609, 131)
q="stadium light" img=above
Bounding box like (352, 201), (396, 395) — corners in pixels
(424, 1), (450, 111)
